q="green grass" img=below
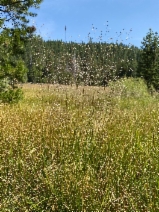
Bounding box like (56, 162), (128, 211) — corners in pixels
(1, 78), (159, 211)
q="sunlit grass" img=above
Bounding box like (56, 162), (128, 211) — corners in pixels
(1, 78), (159, 211)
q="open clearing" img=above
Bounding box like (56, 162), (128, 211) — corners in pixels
(1, 79), (159, 211)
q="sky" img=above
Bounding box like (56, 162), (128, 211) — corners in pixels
(30, 0), (159, 47)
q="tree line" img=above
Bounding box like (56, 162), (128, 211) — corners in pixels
(22, 29), (159, 92)
(0, 0), (159, 102)
(22, 36), (140, 87)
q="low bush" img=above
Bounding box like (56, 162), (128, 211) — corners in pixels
(0, 87), (24, 103)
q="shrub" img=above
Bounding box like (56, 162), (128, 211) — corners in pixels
(0, 87), (24, 103)
(0, 78), (11, 92)
(109, 77), (150, 98)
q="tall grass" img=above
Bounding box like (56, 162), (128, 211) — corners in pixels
(1, 78), (159, 211)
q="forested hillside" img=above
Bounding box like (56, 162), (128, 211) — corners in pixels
(23, 36), (140, 86)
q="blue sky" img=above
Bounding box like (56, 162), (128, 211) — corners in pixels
(31, 0), (159, 47)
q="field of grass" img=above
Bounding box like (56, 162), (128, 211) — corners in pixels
(1, 78), (159, 211)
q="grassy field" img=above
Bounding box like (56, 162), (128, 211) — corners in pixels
(1, 78), (159, 211)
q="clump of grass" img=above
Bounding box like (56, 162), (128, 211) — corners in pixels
(109, 77), (150, 98)
(1, 80), (159, 211)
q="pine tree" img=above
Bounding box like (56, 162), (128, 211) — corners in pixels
(138, 29), (159, 91)
(0, 0), (42, 102)
(0, 0), (42, 28)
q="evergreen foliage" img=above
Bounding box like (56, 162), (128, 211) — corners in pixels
(23, 37), (140, 85)
(0, 0), (42, 103)
(0, 0), (42, 28)
(138, 29), (159, 91)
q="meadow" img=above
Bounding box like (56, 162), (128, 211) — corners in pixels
(1, 78), (159, 211)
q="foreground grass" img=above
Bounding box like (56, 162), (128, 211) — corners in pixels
(1, 78), (159, 211)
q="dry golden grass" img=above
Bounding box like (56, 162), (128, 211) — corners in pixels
(1, 79), (159, 211)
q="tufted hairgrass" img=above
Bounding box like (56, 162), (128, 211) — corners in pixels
(1, 78), (159, 211)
